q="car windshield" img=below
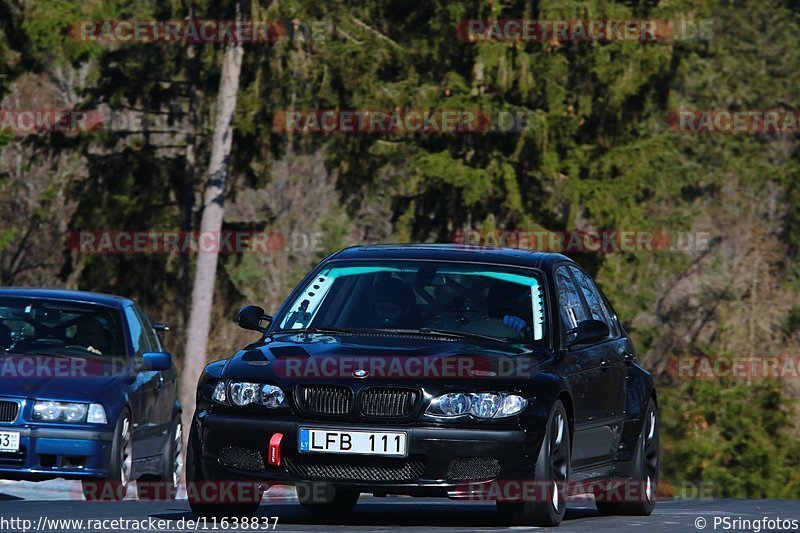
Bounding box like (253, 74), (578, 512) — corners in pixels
(275, 260), (546, 344)
(0, 297), (126, 358)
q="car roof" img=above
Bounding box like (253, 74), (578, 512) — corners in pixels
(0, 288), (133, 308)
(329, 244), (573, 270)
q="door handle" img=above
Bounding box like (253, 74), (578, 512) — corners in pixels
(600, 359), (611, 370)
(157, 375), (164, 391)
(623, 353), (635, 364)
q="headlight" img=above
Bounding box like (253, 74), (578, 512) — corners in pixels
(426, 392), (528, 419)
(438, 392), (470, 416)
(497, 394), (527, 417)
(260, 384), (287, 408)
(212, 380), (287, 408)
(230, 382), (260, 406)
(32, 401), (105, 424)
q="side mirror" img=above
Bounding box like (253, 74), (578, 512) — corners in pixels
(566, 319), (610, 349)
(141, 351), (172, 371)
(236, 305), (272, 333)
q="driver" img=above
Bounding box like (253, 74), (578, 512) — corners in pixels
(487, 280), (531, 335)
(73, 316), (109, 355)
(364, 278), (421, 329)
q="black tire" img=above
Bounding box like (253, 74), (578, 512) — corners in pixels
(297, 482), (359, 513)
(595, 397), (659, 516)
(137, 419), (182, 501)
(82, 409), (132, 501)
(497, 400), (570, 526)
(186, 419), (262, 518)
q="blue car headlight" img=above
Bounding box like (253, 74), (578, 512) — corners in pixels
(426, 392), (528, 419)
(32, 401), (106, 424)
(212, 380), (287, 408)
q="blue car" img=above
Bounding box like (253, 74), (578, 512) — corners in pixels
(0, 288), (181, 500)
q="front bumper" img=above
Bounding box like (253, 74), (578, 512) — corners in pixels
(196, 411), (543, 497)
(0, 424), (114, 481)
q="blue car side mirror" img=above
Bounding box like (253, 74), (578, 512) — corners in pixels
(141, 351), (172, 371)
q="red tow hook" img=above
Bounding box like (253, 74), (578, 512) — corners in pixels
(268, 433), (283, 466)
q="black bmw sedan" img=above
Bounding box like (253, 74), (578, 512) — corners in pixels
(187, 245), (658, 526)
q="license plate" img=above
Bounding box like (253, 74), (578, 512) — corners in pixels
(298, 428), (407, 457)
(0, 431), (20, 452)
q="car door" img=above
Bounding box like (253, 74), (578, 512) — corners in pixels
(133, 305), (176, 430)
(569, 266), (627, 457)
(554, 265), (618, 469)
(124, 305), (162, 459)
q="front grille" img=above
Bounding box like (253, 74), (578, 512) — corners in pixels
(218, 446), (265, 472)
(446, 457), (501, 480)
(296, 385), (353, 416)
(359, 387), (420, 418)
(285, 456), (425, 482)
(0, 400), (19, 423)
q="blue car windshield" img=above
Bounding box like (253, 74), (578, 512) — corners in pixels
(276, 261), (546, 343)
(0, 298), (125, 357)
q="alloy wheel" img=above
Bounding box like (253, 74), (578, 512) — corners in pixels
(549, 411), (569, 512)
(120, 416), (132, 486)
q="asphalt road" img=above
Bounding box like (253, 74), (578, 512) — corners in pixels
(0, 481), (797, 532)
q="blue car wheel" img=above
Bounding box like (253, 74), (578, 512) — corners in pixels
(81, 409), (131, 501)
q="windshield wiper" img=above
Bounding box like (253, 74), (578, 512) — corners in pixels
(1, 349), (103, 358)
(373, 327), (507, 343)
(277, 326), (372, 336)
(277, 326), (512, 343)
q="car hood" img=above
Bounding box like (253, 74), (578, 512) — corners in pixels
(0, 353), (128, 402)
(223, 332), (554, 389)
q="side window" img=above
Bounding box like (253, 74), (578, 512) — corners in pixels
(599, 292), (622, 337)
(124, 306), (146, 360)
(570, 267), (614, 335)
(133, 306), (161, 352)
(555, 266), (590, 343)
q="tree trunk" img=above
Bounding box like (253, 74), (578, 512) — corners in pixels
(179, 2), (246, 448)
(180, 4), (200, 327)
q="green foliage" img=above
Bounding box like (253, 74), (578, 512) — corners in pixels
(19, 0), (130, 65)
(660, 379), (800, 498)
(0, 227), (18, 253)
(782, 306), (800, 338)
(3, 0), (800, 499)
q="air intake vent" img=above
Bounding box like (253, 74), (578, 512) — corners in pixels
(359, 387), (420, 418)
(218, 446), (265, 472)
(446, 457), (501, 480)
(285, 456), (425, 482)
(0, 401), (19, 423)
(296, 385), (353, 416)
